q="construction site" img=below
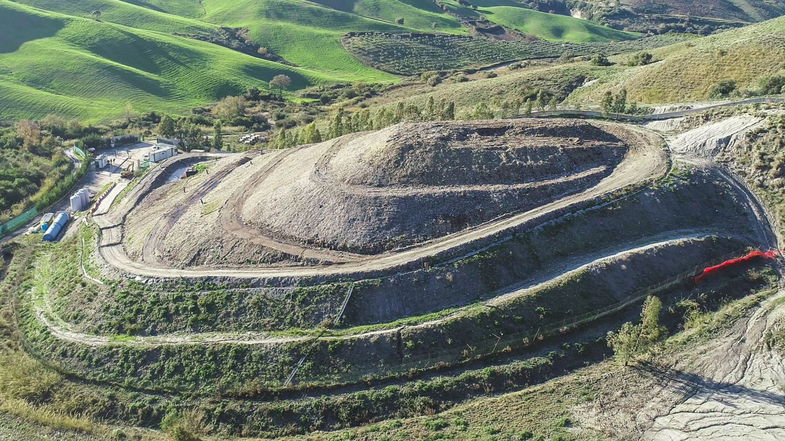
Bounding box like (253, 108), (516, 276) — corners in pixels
(7, 109), (785, 439)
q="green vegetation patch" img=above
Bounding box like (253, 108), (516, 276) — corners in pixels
(343, 32), (687, 75)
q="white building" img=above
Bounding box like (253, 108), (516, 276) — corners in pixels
(144, 145), (177, 163)
(95, 154), (109, 169)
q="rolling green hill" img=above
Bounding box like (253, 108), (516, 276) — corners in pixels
(441, 0), (639, 42)
(0, 0), (340, 120)
(566, 15), (785, 104)
(2, 0), (645, 120)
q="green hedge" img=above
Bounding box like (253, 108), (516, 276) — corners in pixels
(34, 157), (91, 211)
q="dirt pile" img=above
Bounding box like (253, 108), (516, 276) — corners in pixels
(123, 119), (647, 268)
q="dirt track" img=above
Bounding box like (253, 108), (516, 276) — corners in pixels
(38, 233), (718, 347)
(93, 122), (668, 280)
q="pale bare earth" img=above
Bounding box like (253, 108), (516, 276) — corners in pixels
(579, 109), (785, 441)
(93, 119), (669, 280)
(638, 111), (785, 441)
(643, 289), (785, 441)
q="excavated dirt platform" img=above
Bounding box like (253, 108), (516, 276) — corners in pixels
(121, 119), (658, 270)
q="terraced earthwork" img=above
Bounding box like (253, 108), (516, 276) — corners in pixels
(16, 118), (782, 436)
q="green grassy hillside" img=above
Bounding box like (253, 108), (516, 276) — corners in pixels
(567, 15), (785, 104)
(0, 0), (337, 120)
(443, 0), (639, 42)
(2, 0), (646, 120)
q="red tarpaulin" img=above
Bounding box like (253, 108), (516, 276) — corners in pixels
(693, 250), (781, 283)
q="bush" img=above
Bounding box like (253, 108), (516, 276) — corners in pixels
(590, 53), (612, 66)
(79, 134), (107, 150)
(759, 75), (785, 95)
(162, 411), (203, 441)
(34, 158), (89, 210)
(627, 51), (653, 66)
(710, 80), (737, 98)
(607, 296), (666, 365)
(212, 96), (248, 120)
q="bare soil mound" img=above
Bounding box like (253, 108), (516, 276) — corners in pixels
(122, 119), (650, 268)
(243, 120), (626, 254)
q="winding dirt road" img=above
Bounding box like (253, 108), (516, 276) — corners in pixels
(93, 123), (668, 280)
(39, 232), (718, 347)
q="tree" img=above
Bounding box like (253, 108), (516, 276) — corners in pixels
(245, 86), (262, 101)
(16, 120), (41, 151)
(524, 99), (533, 115)
(158, 115), (176, 138)
(176, 120), (205, 151)
(213, 121), (223, 150)
(328, 108), (346, 138)
(269, 74), (292, 92)
(213, 96), (248, 120)
(273, 128), (290, 148)
(601, 91), (615, 114)
(302, 122), (322, 144)
(90, 9), (102, 20)
(396, 17), (405, 25)
(547, 96), (558, 111)
(394, 102), (406, 123)
(601, 89), (628, 114)
(442, 101), (455, 120)
(607, 296), (666, 366)
(613, 89), (627, 113)
(536, 90), (548, 111)
(590, 53), (612, 66)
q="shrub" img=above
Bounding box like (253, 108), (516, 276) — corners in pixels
(80, 133), (107, 149)
(759, 75), (785, 95)
(627, 51), (653, 66)
(212, 96), (248, 120)
(709, 80), (737, 98)
(607, 296), (666, 365)
(590, 53), (612, 66)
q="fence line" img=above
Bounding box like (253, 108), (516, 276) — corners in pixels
(0, 207), (39, 239)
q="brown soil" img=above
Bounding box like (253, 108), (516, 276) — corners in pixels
(113, 119), (665, 272)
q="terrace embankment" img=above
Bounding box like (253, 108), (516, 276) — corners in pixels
(109, 118), (666, 276)
(12, 114), (784, 437)
(71, 170), (765, 335)
(23, 231), (756, 394)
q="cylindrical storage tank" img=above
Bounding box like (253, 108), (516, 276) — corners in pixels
(43, 212), (69, 242)
(79, 189), (90, 209)
(70, 193), (82, 212)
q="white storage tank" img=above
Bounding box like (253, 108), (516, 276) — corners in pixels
(80, 188), (90, 208)
(70, 193), (83, 211)
(69, 188), (91, 211)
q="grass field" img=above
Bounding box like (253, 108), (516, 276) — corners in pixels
(447, 0), (639, 42)
(1, 0), (648, 120)
(566, 15), (785, 104)
(0, 0), (343, 120)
